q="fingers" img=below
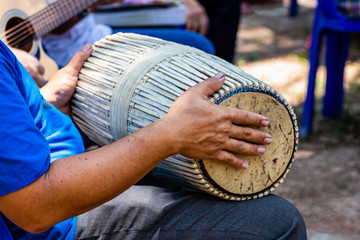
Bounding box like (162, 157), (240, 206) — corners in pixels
(66, 43), (92, 73)
(36, 62), (45, 75)
(186, 14), (209, 36)
(26, 62), (46, 87)
(183, 0), (209, 35)
(186, 17), (196, 33)
(229, 108), (269, 128)
(215, 135), (270, 169)
(215, 151), (250, 169)
(193, 73), (269, 129)
(221, 127), (271, 169)
(226, 138), (266, 156)
(231, 125), (272, 145)
(32, 72), (46, 88)
(190, 72), (225, 97)
(172, 72), (272, 170)
(28, 54), (45, 75)
(198, 14), (209, 36)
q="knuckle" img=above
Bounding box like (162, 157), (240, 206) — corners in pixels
(243, 111), (252, 121)
(236, 142), (246, 152)
(225, 155), (243, 168)
(219, 151), (234, 163)
(215, 125), (231, 143)
(216, 151), (244, 168)
(213, 136), (226, 150)
(217, 108), (232, 122)
(65, 66), (78, 76)
(225, 156), (236, 166)
(242, 128), (253, 138)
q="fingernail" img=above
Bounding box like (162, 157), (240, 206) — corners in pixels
(257, 146), (265, 154)
(242, 161), (249, 169)
(214, 72), (225, 79)
(81, 43), (92, 54)
(264, 138), (272, 144)
(261, 120), (269, 126)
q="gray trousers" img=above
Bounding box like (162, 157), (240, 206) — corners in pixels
(75, 175), (306, 240)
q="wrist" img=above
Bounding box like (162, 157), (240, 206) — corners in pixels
(40, 84), (71, 115)
(149, 116), (182, 158)
(40, 84), (57, 105)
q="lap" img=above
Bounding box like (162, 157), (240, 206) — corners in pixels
(112, 28), (216, 55)
(75, 175), (306, 240)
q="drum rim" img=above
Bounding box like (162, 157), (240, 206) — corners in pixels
(196, 86), (299, 200)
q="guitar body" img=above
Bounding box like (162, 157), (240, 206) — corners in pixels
(0, 0), (58, 79)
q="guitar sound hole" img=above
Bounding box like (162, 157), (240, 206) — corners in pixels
(5, 16), (33, 52)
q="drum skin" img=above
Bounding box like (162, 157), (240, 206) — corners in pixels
(72, 33), (299, 201)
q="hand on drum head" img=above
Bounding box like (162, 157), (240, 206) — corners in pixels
(166, 72), (272, 169)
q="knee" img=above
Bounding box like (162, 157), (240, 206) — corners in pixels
(263, 195), (307, 239)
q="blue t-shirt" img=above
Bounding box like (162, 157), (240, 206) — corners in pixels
(0, 41), (85, 239)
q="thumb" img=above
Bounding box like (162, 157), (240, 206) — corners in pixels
(67, 43), (92, 72)
(196, 72), (226, 97)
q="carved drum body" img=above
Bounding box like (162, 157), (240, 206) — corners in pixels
(72, 33), (299, 201)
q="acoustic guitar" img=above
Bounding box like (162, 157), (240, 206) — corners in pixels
(0, 0), (98, 78)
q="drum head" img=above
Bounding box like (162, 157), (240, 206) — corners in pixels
(201, 91), (295, 196)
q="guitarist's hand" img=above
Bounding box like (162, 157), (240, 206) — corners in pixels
(40, 44), (92, 116)
(182, 0), (209, 36)
(10, 47), (46, 88)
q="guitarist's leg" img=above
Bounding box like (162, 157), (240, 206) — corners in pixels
(111, 28), (215, 55)
(42, 15), (216, 68)
(42, 14), (112, 68)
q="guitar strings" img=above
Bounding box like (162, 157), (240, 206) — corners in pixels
(0, 2), (61, 45)
(1, 0), (91, 48)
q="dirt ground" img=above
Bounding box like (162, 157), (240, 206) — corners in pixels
(235, 1), (360, 239)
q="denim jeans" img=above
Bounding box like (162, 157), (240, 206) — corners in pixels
(198, 0), (241, 63)
(75, 175), (306, 240)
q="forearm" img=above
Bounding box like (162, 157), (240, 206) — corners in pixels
(0, 75), (271, 233)
(0, 117), (176, 233)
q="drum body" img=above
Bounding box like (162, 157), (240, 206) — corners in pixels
(72, 33), (299, 201)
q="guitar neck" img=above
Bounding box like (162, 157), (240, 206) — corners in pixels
(30, 0), (98, 38)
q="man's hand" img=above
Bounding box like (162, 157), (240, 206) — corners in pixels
(182, 0), (209, 36)
(40, 43), (92, 115)
(10, 47), (46, 88)
(166, 72), (272, 169)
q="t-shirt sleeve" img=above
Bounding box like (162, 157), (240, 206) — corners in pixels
(0, 56), (50, 197)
